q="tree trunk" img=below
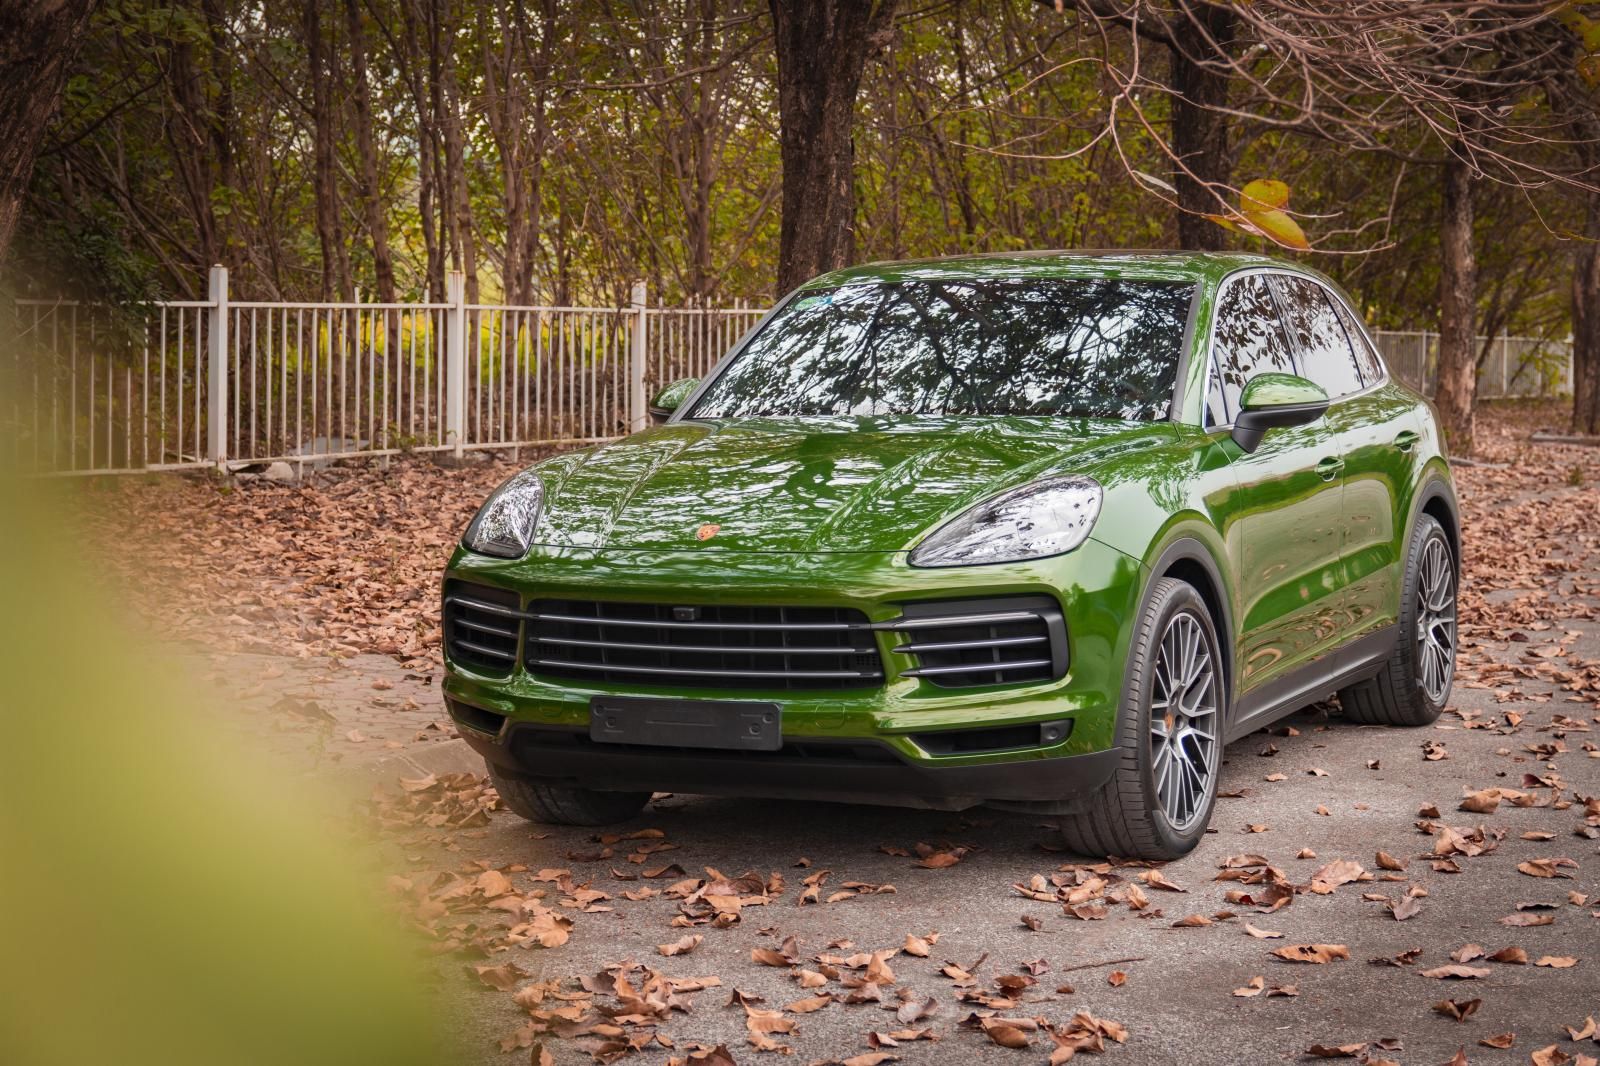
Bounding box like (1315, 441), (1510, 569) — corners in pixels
(165, 25), (221, 271)
(390, 0), (445, 299)
(345, 0), (396, 303)
(437, 7), (478, 304)
(0, 0), (98, 264)
(480, 0), (553, 307)
(768, 0), (898, 295)
(1168, 7), (1235, 251)
(1435, 140), (1478, 456)
(1572, 187), (1600, 435)
(304, 0), (349, 300)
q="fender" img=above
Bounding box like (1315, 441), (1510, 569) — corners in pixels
(1407, 472), (1460, 573)
(1138, 527), (1237, 713)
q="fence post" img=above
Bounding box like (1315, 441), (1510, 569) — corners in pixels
(1500, 332), (1509, 397)
(446, 271), (466, 460)
(629, 280), (648, 432)
(206, 264), (229, 467)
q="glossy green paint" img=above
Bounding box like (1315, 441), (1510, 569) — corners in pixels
(649, 377), (699, 414)
(442, 250), (1453, 789)
(1238, 372), (1328, 411)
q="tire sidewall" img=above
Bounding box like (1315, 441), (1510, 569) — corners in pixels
(1122, 579), (1225, 855)
(1399, 514), (1455, 717)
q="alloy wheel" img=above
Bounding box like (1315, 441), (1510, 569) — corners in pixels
(1149, 611), (1220, 831)
(1416, 535), (1456, 704)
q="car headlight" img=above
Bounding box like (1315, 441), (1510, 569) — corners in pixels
(462, 470), (544, 558)
(908, 475), (1103, 567)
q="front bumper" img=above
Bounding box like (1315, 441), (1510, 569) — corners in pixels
(457, 720), (1120, 811)
(441, 537), (1143, 809)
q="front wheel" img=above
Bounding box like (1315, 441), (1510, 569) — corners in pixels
(1338, 513), (1456, 726)
(1059, 577), (1224, 860)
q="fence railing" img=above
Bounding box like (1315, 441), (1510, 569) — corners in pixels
(0, 269), (1573, 475)
(1372, 329), (1571, 401)
(3, 269), (767, 475)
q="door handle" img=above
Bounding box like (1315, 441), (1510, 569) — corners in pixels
(1393, 429), (1421, 452)
(1315, 456), (1345, 481)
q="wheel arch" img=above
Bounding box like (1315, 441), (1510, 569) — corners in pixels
(1412, 475), (1460, 571)
(1144, 534), (1236, 713)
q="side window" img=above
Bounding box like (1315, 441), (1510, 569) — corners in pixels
(1273, 275), (1364, 399)
(1211, 274), (1297, 421)
(1330, 295), (1385, 385)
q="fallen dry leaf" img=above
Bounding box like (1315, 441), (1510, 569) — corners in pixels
(1306, 1042), (1367, 1058)
(783, 993), (833, 1014)
(1309, 859), (1367, 894)
(659, 934), (703, 957)
(471, 961), (530, 991)
(1518, 857), (1578, 879)
(1433, 998), (1482, 1022)
(1272, 944), (1350, 964)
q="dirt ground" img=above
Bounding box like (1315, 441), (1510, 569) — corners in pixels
(79, 400), (1600, 1066)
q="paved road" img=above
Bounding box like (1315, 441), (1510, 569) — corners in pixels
(415, 627), (1599, 1066)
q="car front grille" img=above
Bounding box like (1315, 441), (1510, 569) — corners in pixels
(443, 580), (522, 677)
(525, 600), (884, 690)
(890, 596), (1068, 688)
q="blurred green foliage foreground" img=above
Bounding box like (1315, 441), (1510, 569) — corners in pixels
(0, 473), (451, 1064)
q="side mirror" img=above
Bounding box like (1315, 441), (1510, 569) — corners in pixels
(1230, 373), (1329, 453)
(648, 377), (699, 425)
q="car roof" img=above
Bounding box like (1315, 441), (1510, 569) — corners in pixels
(807, 249), (1304, 289)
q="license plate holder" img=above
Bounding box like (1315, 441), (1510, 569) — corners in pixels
(589, 696), (782, 752)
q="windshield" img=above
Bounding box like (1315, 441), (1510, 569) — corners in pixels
(688, 278), (1194, 420)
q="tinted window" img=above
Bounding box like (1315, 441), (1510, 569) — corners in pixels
(688, 279), (1194, 421)
(1273, 275), (1364, 398)
(1211, 274), (1296, 421)
(1330, 295), (1385, 385)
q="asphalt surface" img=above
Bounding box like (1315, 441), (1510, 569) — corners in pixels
(424, 613), (1600, 1066)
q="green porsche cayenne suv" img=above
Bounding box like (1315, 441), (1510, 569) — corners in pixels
(441, 251), (1458, 859)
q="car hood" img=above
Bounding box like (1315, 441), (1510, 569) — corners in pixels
(531, 415), (1173, 553)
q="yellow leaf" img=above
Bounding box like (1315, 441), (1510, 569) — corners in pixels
(1241, 178), (1290, 211)
(1244, 208), (1310, 250)
(1204, 212), (1245, 234)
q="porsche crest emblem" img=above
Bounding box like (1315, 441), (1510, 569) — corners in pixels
(696, 523), (721, 541)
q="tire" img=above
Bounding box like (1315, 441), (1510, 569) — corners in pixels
(1338, 513), (1456, 727)
(487, 764), (652, 826)
(1060, 577), (1225, 860)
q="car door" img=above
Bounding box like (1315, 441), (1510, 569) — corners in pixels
(1207, 272), (1348, 705)
(1308, 284), (1426, 643)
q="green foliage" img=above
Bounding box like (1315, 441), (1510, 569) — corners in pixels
(3, 0), (1585, 340)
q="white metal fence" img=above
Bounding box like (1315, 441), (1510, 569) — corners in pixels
(1371, 330), (1572, 401)
(3, 269), (765, 475)
(0, 268), (1574, 476)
